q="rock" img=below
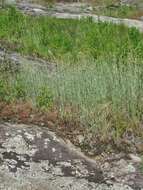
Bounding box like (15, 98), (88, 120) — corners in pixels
(117, 159), (128, 168)
(32, 8), (46, 15)
(125, 163), (136, 173)
(4, 0), (16, 5)
(0, 122), (139, 189)
(140, 16), (143, 21)
(120, 0), (143, 10)
(6, 1), (142, 32)
(116, 159), (136, 173)
(136, 142), (143, 153)
(103, 162), (110, 170)
(112, 183), (133, 190)
(77, 135), (84, 144)
(0, 49), (56, 73)
(129, 154), (142, 163)
(0, 122), (104, 190)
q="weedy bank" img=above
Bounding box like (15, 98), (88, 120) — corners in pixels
(1, 7), (143, 153)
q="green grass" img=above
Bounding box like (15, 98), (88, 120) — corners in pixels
(1, 7), (143, 140)
(1, 7), (143, 62)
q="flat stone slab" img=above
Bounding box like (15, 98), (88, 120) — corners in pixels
(0, 122), (136, 190)
(13, 2), (143, 33)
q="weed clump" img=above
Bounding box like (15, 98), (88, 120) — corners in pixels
(36, 86), (53, 110)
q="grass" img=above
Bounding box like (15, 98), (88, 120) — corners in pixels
(1, 7), (143, 143)
(1, 7), (143, 62)
(1, 53), (143, 140)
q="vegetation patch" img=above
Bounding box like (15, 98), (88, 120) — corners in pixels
(1, 7), (143, 61)
(1, 7), (143, 154)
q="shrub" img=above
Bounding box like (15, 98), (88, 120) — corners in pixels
(0, 79), (12, 102)
(36, 86), (53, 110)
(12, 77), (26, 100)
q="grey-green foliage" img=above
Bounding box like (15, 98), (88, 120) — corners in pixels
(1, 8), (143, 138)
(8, 55), (142, 137)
